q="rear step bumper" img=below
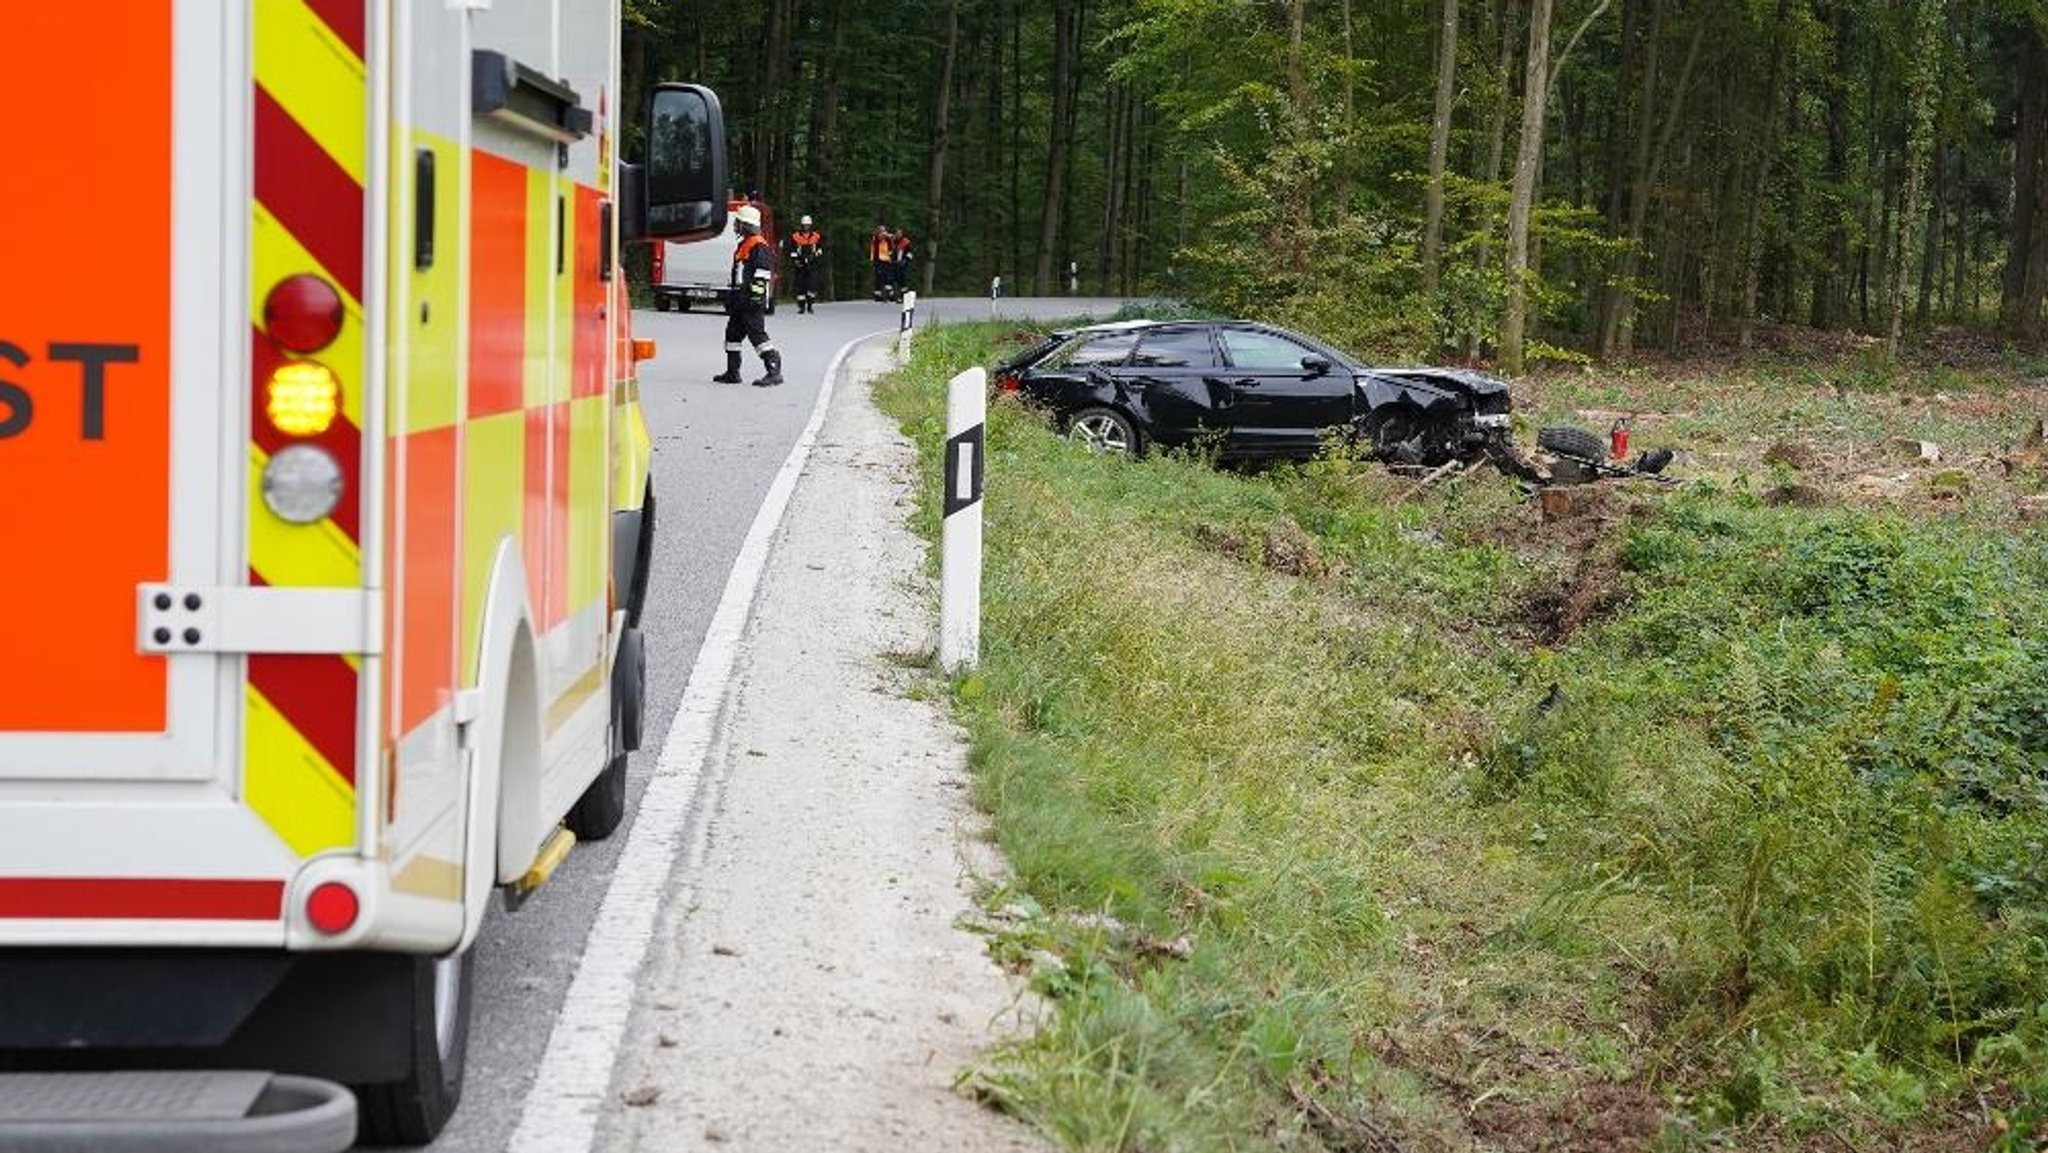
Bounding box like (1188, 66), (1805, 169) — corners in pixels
(0, 1071), (353, 1153)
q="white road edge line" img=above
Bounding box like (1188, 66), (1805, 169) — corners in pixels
(508, 329), (897, 1153)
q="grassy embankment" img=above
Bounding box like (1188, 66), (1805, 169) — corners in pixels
(874, 320), (2048, 1152)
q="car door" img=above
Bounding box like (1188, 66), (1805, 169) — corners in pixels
(1122, 326), (1223, 450)
(1022, 329), (1142, 416)
(1212, 327), (1355, 455)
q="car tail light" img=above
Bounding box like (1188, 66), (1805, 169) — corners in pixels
(650, 243), (665, 284)
(263, 274), (345, 353)
(997, 373), (1019, 393)
(305, 881), (360, 935)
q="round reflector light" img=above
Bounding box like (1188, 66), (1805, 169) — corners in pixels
(261, 444), (345, 525)
(266, 360), (341, 437)
(306, 881), (360, 935)
(263, 275), (345, 353)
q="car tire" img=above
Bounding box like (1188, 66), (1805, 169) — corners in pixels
(654, 296), (669, 313)
(352, 950), (474, 1147)
(1067, 407), (1141, 457)
(1537, 424), (1608, 464)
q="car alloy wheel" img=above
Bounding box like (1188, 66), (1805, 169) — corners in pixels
(1068, 407), (1138, 456)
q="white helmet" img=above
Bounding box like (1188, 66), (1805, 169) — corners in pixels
(734, 204), (762, 229)
(801, 214), (813, 227)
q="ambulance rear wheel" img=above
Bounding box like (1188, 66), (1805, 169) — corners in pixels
(353, 950), (473, 1147)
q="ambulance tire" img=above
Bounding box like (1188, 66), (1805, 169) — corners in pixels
(568, 752), (629, 843)
(353, 950), (474, 1147)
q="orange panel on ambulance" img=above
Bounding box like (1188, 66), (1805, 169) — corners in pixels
(0, 6), (172, 731)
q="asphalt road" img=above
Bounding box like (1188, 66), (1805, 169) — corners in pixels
(424, 294), (1130, 1153)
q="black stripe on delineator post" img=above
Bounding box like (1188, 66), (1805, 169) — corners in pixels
(943, 424), (985, 518)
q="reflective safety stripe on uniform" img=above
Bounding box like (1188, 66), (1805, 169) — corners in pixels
(246, 0), (366, 857)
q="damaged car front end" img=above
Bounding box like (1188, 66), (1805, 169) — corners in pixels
(1353, 367), (1515, 467)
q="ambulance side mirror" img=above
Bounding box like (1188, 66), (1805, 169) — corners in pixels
(642, 83), (727, 243)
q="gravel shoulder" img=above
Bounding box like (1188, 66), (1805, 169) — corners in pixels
(598, 338), (1050, 1152)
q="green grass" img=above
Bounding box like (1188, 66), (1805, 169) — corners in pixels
(876, 321), (2048, 1151)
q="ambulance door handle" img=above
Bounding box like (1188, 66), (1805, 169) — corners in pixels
(414, 148), (436, 272)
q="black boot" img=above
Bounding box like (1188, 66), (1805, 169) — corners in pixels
(751, 350), (784, 388)
(711, 350), (742, 384)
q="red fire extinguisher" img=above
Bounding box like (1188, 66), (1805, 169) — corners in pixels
(1610, 417), (1631, 461)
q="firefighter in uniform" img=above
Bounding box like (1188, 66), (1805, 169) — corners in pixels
(786, 215), (823, 313)
(890, 228), (914, 300)
(870, 224), (897, 301)
(713, 204), (783, 387)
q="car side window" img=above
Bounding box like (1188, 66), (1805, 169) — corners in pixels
(1129, 328), (1217, 368)
(1055, 332), (1140, 369)
(1219, 329), (1314, 370)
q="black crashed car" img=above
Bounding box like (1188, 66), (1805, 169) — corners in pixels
(993, 320), (1512, 464)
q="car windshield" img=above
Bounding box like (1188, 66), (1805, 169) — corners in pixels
(1219, 328), (1316, 370)
(1129, 328), (1217, 368)
(1052, 331), (1141, 369)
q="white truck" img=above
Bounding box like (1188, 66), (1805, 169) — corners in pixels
(0, 3), (725, 1148)
(652, 199), (777, 314)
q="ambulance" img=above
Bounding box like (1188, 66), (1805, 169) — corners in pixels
(0, 3), (725, 1145)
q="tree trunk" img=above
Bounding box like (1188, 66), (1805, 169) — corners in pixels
(2004, 21), (2048, 339)
(1953, 142), (1970, 322)
(1916, 147), (1945, 329)
(1422, 0), (1461, 303)
(1601, 0), (1663, 357)
(1096, 83), (1130, 294)
(809, 0), (847, 297)
(1738, 0), (1791, 354)
(1593, 0), (1639, 350)
(1033, 0), (1077, 295)
(1284, 0), (1310, 274)
(1810, 2), (1851, 327)
(1875, 0), (1925, 354)
(1465, 0), (1519, 358)
(922, 0), (961, 297)
(1618, 6), (1700, 357)
(1500, 0), (1556, 373)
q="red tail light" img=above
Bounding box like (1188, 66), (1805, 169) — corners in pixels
(263, 274), (344, 353)
(305, 881), (360, 935)
(650, 243), (665, 284)
(998, 374), (1019, 393)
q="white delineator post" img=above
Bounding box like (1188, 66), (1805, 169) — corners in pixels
(897, 290), (917, 355)
(939, 367), (986, 672)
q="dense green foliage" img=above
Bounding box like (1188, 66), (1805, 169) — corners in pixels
(631, 0), (2048, 357)
(876, 322), (2048, 1149)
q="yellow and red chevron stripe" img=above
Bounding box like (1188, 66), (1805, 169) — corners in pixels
(245, 0), (366, 858)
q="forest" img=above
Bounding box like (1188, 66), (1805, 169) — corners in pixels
(624, 0), (2048, 371)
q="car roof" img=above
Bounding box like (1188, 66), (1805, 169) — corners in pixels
(1048, 319), (1161, 339)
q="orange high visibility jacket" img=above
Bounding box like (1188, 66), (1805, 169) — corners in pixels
(869, 232), (895, 261)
